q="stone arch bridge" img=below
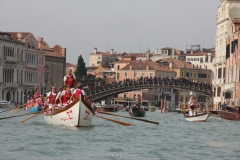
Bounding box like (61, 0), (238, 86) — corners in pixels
(84, 78), (213, 102)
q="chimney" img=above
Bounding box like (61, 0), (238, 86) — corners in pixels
(155, 49), (158, 54)
(208, 53), (211, 62)
(94, 47), (97, 54)
(111, 49), (114, 54)
(146, 65), (149, 70)
(17, 33), (23, 40)
(62, 48), (66, 56)
(169, 62), (172, 69)
(172, 48), (175, 55)
(130, 65), (132, 70)
(192, 64), (194, 68)
(37, 37), (43, 50)
(184, 63), (186, 68)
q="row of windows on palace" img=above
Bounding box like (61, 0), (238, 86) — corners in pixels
(2, 68), (42, 83)
(3, 45), (45, 65)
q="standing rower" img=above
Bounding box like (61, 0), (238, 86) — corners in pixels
(63, 69), (76, 89)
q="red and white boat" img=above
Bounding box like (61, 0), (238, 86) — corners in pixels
(184, 113), (210, 122)
(44, 95), (95, 127)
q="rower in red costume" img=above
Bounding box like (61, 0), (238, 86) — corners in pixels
(60, 85), (73, 106)
(71, 83), (90, 104)
(45, 86), (58, 109)
(63, 69), (76, 89)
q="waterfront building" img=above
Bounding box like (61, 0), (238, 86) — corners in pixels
(39, 40), (66, 92)
(7, 33), (66, 98)
(224, 19), (240, 105)
(89, 47), (117, 67)
(0, 32), (26, 104)
(213, 0), (240, 109)
(185, 51), (215, 80)
(5, 32), (46, 102)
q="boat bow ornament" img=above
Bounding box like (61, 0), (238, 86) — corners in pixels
(84, 77), (213, 102)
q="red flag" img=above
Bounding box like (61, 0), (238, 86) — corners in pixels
(234, 44), (238, 64)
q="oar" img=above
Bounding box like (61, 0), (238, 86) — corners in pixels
(0, 108), (17, 113)
(98, 111), (159, 125)
(20, 112), (43, 123)
(117, 107), (126, 113)
(0, 103), (26, 113)
(12, 109), (23, 114)
(164, 112), (179, 118)
(11, 104), (26, 114)
(95, 115), (134, 126)
(0, 111), (43, 121)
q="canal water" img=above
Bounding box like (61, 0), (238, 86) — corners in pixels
(0, 110), (239, 160)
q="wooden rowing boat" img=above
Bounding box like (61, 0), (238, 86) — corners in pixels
(184, 113), (210, 122)
(130, 107), (145, 117)
(44, 95), (94, 127)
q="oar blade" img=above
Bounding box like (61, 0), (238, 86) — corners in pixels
(95, 115), (134, 126)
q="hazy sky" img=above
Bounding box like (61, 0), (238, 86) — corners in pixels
(0, 0), (219, 66)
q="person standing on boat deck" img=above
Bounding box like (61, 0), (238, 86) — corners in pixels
(59, 85), (73, 106)
(63, 68), (76, 90)
(71, 83), (90, 104)
(45, 86), (58, 110)
(188, 97), (196, 116)
(136, 94), (141, 107)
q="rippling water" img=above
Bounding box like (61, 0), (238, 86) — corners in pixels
(0, 110), (240, 160)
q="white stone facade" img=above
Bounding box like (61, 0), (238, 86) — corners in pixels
(213, 0), (240, 109)
(0, 33), (26, 104)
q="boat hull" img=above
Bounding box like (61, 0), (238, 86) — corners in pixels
(149, 106), (156, 112)
(130, 108), (145, 117)
(0, 104), (15, 109)
(44, 96), (94, 127)
(217, 110), (240, 121)
(209, 110), (219, 117)
(184, 113), (210, 122)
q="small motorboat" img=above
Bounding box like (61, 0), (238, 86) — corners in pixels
(209, 110), (219, 117)
(0, 100), (15, 109)
(217, 105), (240, 121)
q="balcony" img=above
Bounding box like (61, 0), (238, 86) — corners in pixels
(213, 78), (225, 86)
(4, 56), (18, 63)
(3, 83), (18, 90)
(223, 82), (235, 92)
(25, 63), (37, 68)
(213, 56), (226, 66)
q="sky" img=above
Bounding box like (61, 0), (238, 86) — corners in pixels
(0, 0), (220, 66)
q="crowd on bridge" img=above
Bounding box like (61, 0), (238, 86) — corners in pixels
(84, 76), (213, 95)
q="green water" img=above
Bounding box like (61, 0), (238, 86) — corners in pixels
(0, 111), (239, 160)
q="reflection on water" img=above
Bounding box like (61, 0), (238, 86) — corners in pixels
(0, 110), (240, 160)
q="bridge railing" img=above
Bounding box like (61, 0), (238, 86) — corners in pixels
(83, 77), (213, 101)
